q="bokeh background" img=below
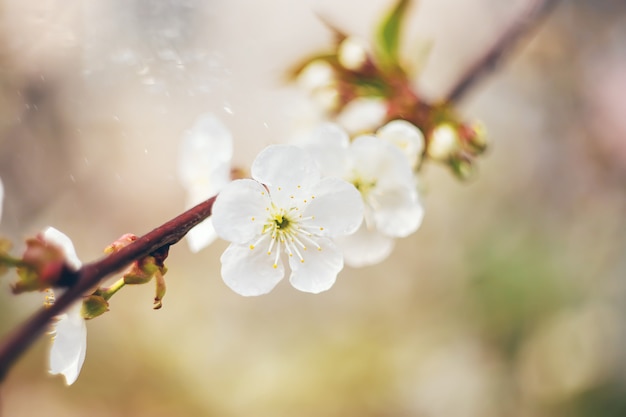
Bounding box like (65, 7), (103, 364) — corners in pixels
(1, 0), (626, 416)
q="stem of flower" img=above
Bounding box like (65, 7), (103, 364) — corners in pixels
(0, 195), (216, 382)
(100, 278), (126, 301)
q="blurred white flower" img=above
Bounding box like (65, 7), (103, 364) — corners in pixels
(212, 145), (363, 296)
(377, 119), (425, 169)
(427, 123), (459, 161)
(43, 227), (86, 386)
(178, 113), (233, 253)
(297, 60), (335, 92)
(336, 97), (387, 135)
(299, 123), (424, 267)
(338, 36), (369, 71)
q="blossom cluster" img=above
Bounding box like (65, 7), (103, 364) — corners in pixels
(179, 114), (427, 296)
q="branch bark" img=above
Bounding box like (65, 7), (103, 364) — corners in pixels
(444, 0), (561, 104)
(0, 196), (216, 382)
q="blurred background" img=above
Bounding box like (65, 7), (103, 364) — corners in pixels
(1, 0), (625, 416)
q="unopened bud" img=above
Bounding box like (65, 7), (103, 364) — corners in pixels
(427, 124), (460, 161)
(105, 233), (137, 254)
(81, 294), (109, 319)
(311, 86), (341, 113)
(338, 37), (369, 71)
(337, 97), (388, 135)
(297, 60), (335, 92)
(450, 156), (476, 181)
(469, 121), (487, 153)
(377, 119), (425, 168)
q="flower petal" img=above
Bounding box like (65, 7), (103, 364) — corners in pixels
(212, 179), (269, 244)
(372, 188), (424, 237)
(289, 238), (343, 293)
(178, 113), (233, 189)
(186, 218), (218, 253)
(251, 145), (320, 190)
(221, 243), (285, 296)
(337, 97), (387, 135)
(303, 177), (363, 237)
(377, 119), (425, 169)
(295, 123), (350, 177)
(49, 301), (86, 385)
(350, 135), (414, 189)
(42, 227), (82, 270)
(336, 224), (395, 267)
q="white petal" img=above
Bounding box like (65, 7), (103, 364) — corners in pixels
(289, 238), (343, 294)
(337, 98), (387, 135)
(303, 177), (363, 237)
(42, 227), (82, 270)
(296, 123), (350, 177)
(178, 113), (233, 188)
(186, 218), (218, 253)
(221, 243), (285, 296)
(251, 145), (320, 190)
(350, 136), (414, 189)
(377, 119), (425, 168)
(212, 179), (269, 244)
(372, 188), (424, 237)
(336, 224), (395, 267)
(49, 301), (86, 385)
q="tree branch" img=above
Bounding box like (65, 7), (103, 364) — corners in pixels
(444, 0), (561, 104)
(0, 196), (216, 382)
(0, 0), (563, 385)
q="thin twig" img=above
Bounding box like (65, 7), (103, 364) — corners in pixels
(444, 0), (561, 104)
(0, 196), (216, 382)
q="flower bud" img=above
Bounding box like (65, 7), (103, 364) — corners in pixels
(81, 294), (109, 319)
(450, 156), (476, 181)
(337, 97), (388, 135)
(104, 233), (137, 254)
(338, 37), (369, 71)
(462, 121), (487, 154)
(297, 60), (335, 92)
(427, 124), (460, 161)
(377, 119), (425, 168)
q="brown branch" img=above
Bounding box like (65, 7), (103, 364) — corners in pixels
(444, 0), (562, 104)
(0, 196), (216, 382)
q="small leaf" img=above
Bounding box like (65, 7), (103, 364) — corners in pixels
(374, 0), (412, 70)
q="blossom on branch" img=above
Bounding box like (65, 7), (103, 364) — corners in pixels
(178, 113), (233, 253)
(43, 227), (87, 386)
(299, 123), (424, 267)
(212, 145), (364, 296)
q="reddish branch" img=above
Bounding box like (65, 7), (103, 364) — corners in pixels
(0, 197), (215, 381)
(444, 0), (561, 104)
(0, 0), (561, 384)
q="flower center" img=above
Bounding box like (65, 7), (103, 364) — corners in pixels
(273, 214), (290, 230)
(351, 174), (377, 198)
(249, 197), (324, 269)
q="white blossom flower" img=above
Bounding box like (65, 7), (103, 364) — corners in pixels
(212, 145), (364, 296)
(43, 227), (86, 386)
(377, 119), (425, 169)
(336, 97), (388, 135)
(178, 113), (233, 252)
(299, 123), (424, 267)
